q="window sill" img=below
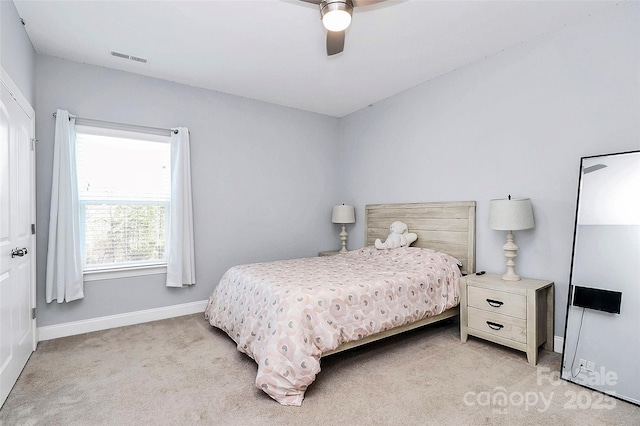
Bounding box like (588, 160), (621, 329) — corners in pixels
(83, 264), (167, 282)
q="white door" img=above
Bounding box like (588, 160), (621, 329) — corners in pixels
(0, 74), (36, 408)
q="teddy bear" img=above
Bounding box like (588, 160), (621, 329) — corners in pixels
(374, 221), (418, 249)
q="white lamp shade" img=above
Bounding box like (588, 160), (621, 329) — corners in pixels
(489, 198), (535, 231)
(332, 204), (355, 224)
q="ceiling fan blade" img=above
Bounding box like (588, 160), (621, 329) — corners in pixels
(352, 0), (386, 6)
(326, 30), (345, 56)
(297, 0), (322, 4)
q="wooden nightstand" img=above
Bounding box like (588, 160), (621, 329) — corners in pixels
(318, 250), (342, 257)
(460, 273), (554, 365)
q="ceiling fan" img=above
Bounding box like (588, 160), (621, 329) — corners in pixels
(298, 0), (387, 56)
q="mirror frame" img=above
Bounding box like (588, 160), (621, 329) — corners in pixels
(560, 149), (640, 406)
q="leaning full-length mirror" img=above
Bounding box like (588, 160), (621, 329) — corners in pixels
(561, 150), (640, 405)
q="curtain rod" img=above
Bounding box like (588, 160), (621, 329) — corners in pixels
(52, 112), (178, 135)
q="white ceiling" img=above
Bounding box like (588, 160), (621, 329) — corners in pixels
(14, 0), (616, 117)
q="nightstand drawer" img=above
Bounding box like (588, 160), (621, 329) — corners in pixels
(468, 286), (526, 319)
(467, 307), (527, 344)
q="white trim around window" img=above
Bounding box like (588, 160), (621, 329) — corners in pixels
(83, 263), (167, 282)
(75, 124), (172, 276)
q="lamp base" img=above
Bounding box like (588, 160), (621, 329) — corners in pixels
(339, 225), (348, 253)
(501, 230), (521, 281)
(502, 272), (521, 281)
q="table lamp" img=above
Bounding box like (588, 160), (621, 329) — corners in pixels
(489, 196), (535, 281)
(332, 204), (355, 253)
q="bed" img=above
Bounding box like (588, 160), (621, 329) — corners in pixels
(205, 201), (476, 405)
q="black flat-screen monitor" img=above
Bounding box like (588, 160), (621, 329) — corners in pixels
(572, 286), (622, 314)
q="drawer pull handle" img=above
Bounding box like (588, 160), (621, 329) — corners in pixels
(486, 321), (504, 330)
(486, 299), (504, 308)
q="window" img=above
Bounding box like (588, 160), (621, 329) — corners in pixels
(75, 125), (171, 272)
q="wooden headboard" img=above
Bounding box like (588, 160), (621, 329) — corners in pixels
(365, 201), (476, 274)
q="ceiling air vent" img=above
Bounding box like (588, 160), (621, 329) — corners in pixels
(110, 51), (130, 60)
(110, 51), (148, 64)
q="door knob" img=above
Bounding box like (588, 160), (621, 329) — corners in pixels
(11, 247), (28, 258)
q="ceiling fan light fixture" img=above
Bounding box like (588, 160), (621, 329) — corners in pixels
(320, 0), (353, 32)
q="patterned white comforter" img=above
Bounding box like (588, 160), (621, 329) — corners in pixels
(204, 246), (461, 406)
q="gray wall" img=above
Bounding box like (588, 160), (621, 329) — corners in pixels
(35, 55), (340, 326)
(33, 2), (640, 336)
(337, 2), (640, 336)
(1, 0), (36, 105)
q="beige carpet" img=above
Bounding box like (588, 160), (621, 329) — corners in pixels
(1, 314), (638, 425)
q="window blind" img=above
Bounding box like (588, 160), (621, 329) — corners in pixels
(75, 127), (171, 269)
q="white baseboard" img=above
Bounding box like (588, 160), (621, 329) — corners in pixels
(554, 335), (564, 354)
(37, 299), (209, 342)
(37, 304), (568, 352)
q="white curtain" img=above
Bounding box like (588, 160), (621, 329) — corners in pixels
(166, 127), (196, 287)
(45, 109), (84, 303)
